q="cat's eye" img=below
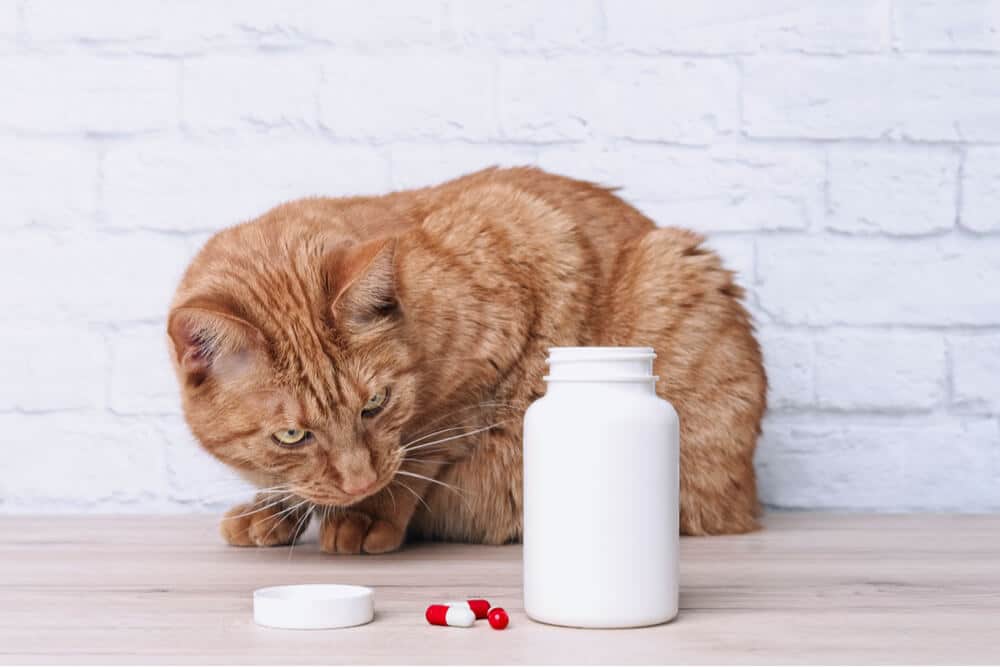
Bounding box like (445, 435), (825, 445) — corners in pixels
(272, 428), (312, 447)
(361, 387), (390, 418)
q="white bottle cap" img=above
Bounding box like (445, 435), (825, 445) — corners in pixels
(253, 584), (375, 629)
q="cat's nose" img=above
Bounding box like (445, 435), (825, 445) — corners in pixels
(342, 473), (377, 496)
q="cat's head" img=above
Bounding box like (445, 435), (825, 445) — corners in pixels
(168, 215), (418, 507)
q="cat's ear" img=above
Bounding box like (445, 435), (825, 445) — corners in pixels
(327, 237), (399, 327)
(167, 301), (266, 388)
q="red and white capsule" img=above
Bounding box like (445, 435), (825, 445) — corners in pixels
(425, 604), (476, 628)
(444, 599), (491, 620)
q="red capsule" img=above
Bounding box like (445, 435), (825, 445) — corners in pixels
(446, 599), (491, 620)
(425, 604), (475, 627)
(487, 607), (509, 630)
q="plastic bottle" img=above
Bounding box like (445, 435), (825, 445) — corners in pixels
(523, 347), (679, 628)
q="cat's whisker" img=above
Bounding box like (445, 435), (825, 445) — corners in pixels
(399, 457), (450, 466)
(288, 508), (312, 560)
(400, 424), (477, 449)
(401, 420), (509, 454)
(396, 470), (469, 497)
(399, 441), (477, 457)
(392, 479), (432, 514)
(258, 498), (310, 544)
(223, 493), (296, 520)
(403, 402), (523, 443)
(252, 486), (297, 500)
(286, 502), (315, 560)
(397, 440), (482, 461)
(400, 421), (508, 454)
(266, 497), (310, 525)
(187, 485), (294, 504)
(394, 471), (474, 514)
(385, 484), (397, 514)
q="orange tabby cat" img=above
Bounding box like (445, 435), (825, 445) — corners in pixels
(168, 167), (766, 553)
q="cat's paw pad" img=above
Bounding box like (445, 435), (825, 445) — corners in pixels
(220, 500), (309, 547)
(319, 511), (404, 554)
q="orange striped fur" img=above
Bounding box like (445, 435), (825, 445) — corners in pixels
(168, 167), (766, 553)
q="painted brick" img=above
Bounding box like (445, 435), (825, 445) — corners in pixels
(961, 147), (1000, 233)
(21, 0), (244, 53)
(0, 230), (193, 323)
(827, 146), (958, 236)
(0, 413), (169, 505)
(589, 57), (742, 143)
(744, 57), (1000, 141)
(757, 416), (998, 509)
(0, 138), (99, 229)
(756, 416), (906, 508)
(22, 1), (444, 53)
(496, 58), (598, 142)
(0, 1), (15, 43)
(448, 0), (601, 51)
(2, 2), (1000, 514)
(949, 334), (1000, 413)
(758, 329), (814, 409)
(757, 237), (1000, 326)
(389, 144), (536, 190)
(539, 144), (823, 231)
(182, 55), (320, 130)
(814, 331), (946, 411)
(319, 56), (496, 141)
(298, 0), (444, 48)
(103, 136), (389, 232)
(109, 325), (181, 416)
(156, 418), (253, 507)
(499, 58), (740, 144)
(0, 326), (106, 411)
(895, 0), (1000, 52)
(606, 0), (890, 54)
(901, 419), (1000, 509)
(0, 55), (176, 134)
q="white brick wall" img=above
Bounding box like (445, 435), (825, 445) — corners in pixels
(1, 0), (997, 514)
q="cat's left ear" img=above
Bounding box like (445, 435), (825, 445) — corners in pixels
(167, 299), (266, 388)
(327, 237), (399, 327)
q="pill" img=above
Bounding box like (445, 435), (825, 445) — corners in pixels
(425, 604), (476, 628)
(444, 599), (491, 620)
(487, 607), (509, 630)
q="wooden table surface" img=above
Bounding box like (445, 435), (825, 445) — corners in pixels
(1, 513), (998, 664)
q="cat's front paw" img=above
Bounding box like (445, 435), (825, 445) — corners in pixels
(319, 510), (404, 554)
(220, 499), (310, 547)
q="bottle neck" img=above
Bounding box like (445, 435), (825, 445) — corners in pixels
(545, 378), (658, 397)
(543, 347), (659, 396)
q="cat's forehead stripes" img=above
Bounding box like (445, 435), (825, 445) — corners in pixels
(209, 254), (345, 412)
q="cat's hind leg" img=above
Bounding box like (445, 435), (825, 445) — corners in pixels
(602, 227), (767, 535)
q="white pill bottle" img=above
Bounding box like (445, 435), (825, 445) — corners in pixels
(523, 347), (679, 628)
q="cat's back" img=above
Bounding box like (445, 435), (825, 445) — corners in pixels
(179, 167), (654, 302)
(418, 166), (654, 241)
(403, 167), (656, 286)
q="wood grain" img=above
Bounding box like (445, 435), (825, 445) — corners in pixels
(1, 513), (998, 664)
